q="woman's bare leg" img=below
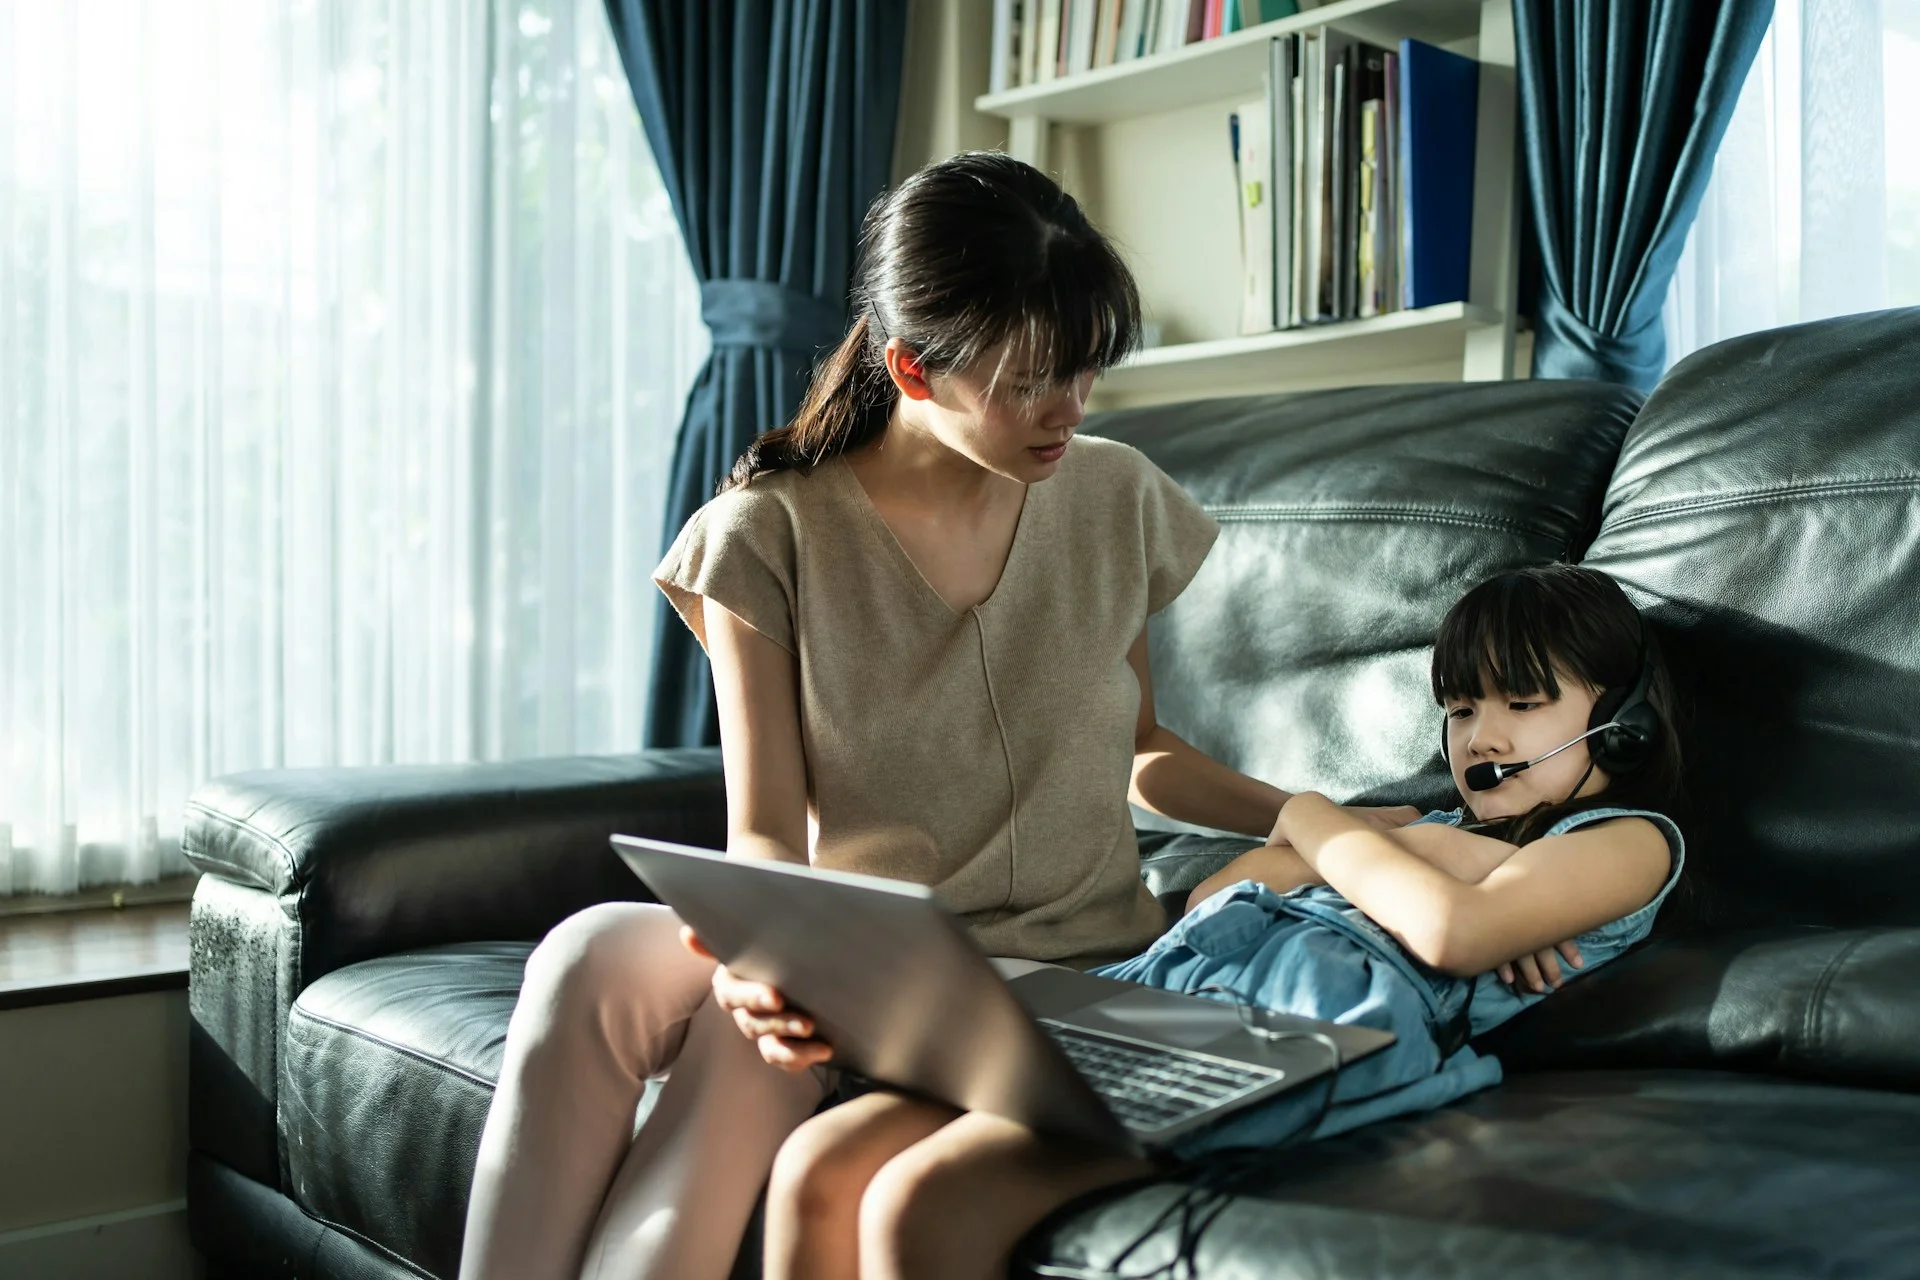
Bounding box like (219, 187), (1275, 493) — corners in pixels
(859, 1111), (1152, 1280)
(460, 901), (825, 1280)
(763, 1092), (959, 1280)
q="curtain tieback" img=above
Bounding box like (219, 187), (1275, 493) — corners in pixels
(1533, 289), (1668, 391)
(701, 279), (848, 351)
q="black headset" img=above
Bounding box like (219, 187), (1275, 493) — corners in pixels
(1439, 649), (1660, 778)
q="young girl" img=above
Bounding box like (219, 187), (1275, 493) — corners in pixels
(765, 563), (1687, 1280)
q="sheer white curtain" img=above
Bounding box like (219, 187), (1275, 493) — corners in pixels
(0, 0), (706, 897)
(1665, 0), (1920, 363)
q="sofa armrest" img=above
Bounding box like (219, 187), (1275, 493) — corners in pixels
(185, 747), (725, 982)
(1476, 925), (1920, 1095)
(186, 747), (723, 1192)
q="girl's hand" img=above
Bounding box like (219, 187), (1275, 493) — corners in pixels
(680, 926), (834, 1072)
(1496, 939), (1584, 994)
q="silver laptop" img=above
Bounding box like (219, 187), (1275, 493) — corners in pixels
(611, 834), (1393, 1155)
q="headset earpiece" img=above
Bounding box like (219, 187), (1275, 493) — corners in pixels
(1587, 650), (1659, 777)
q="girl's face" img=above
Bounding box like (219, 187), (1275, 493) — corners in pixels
(1445, 669), (1610, 821)
(887, 337), (1096, 482)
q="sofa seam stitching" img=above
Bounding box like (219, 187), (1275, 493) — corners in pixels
(1201, 503), (1565, 540)
(1800, 929), (1875, 1067)
(183, 799), (301, 886)
(1604, 475), (1920, 534)
(286, 1003), (497, 1092)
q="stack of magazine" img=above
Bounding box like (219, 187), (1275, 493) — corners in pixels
(1232, 31), (1479, 336)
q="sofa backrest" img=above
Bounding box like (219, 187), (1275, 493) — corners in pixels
(1582, 307), (1920, 931)
(1098, 307), (1920, 937)
(1093, 380), (1642, 816)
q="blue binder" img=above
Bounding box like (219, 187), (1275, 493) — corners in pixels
(1398, 39), (1479, 309)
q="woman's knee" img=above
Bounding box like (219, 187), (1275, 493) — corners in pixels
(519, 901), (693, 1021)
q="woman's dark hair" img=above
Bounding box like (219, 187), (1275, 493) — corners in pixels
(722, 151), (1142, 492)
(1431, 564), (1686, 851)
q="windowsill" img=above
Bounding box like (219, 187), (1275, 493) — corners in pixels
(0, 902), (190, 1011)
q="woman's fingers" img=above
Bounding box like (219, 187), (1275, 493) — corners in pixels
(1556, 939), (1585, 970)
(731, 1006), (815, 1042)
(1536, 948), (1562, 988)
(1497, 962), (1515, 984)
(757, 1034), (834, 1072)
(711, 965), (782, 1015)
(679, 925), (715, 961)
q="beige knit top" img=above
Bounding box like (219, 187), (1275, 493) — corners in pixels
(653, 436), (1219, 966)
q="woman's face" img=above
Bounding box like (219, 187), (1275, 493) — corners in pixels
(890, 337), (1096, 482)
(1445, 669), (1609, 821)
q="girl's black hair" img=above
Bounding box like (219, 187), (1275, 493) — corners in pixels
(1431, 564), (1686, 852)
(723, 151), (1143, 492)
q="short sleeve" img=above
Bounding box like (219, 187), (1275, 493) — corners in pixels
(1136, 453), (1220, 615)
(652, 483), (799, 655)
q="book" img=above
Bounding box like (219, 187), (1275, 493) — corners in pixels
(1358, 99), (1381, 317)
(1381, 48), (1400, 309)
(1233, 100), (1276, 334)
(991, 0), (1015, 93)
(1021, 0), (1043, 86)
(1398, 39), (1479, 308)
(1037, 0), (1063, 81)
(1094, 0), (1121, 67)
(1268, 34), (1297, 330)
(1068, 0), (1098, 75)
(1330, 52), (1351, 319)
(1117, 0), (1150, 64)
(1289, 45), (1307, 326)
(1238, 0), (1301, 27)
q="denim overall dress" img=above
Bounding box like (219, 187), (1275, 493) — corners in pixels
(1092, 806), (1686, 1159)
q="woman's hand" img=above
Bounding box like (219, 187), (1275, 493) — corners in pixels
(680, 927), (834, 1072)
(1496, 939), (1584, 994)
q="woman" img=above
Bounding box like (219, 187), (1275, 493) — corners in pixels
(457, 151), (1347, 1280)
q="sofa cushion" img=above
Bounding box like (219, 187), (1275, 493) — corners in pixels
(283, 944), (528, 1280)
(1026, 1069), (1920, 1278)
(1090, 381), (1642, 812)
(1477, 926), (1920, 1095)
(1580, 307), (1920, 931)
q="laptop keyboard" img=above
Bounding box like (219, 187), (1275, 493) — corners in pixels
(1040, 1020), (1283, 1133)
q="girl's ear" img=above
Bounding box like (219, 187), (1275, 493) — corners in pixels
(883, 339), (934, 402)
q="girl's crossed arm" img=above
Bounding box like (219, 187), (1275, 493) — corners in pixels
(1184, 818), (1519, 913)
(1279, 791), (1670, 978)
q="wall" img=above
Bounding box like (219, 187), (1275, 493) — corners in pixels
(0, 991), (201, 1279)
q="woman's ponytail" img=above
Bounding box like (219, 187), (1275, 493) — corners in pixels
(721, 310), (896, 493)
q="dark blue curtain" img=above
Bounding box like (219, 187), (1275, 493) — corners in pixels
(604, 0), (909, 748)
(1515, 0), (1772, 391)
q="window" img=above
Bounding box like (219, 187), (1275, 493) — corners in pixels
(1665, 0), (1920, 364)
(0, 0), (706, 897)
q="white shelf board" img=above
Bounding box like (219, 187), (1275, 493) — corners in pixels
(976, 0), (1482, 125)
(1095, 302), (1500, 395)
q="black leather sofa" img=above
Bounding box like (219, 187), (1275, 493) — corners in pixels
(186, 308), (1920, 1279)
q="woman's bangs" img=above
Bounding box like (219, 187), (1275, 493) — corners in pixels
(991, 247), (1142, 387)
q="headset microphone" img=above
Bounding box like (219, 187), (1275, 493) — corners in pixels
(1462, 722), (1623, 792)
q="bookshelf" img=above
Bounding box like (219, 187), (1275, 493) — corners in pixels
(974, 0), (1520, 409)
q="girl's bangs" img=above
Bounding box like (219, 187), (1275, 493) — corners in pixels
(1430, 584), (1568, 704)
